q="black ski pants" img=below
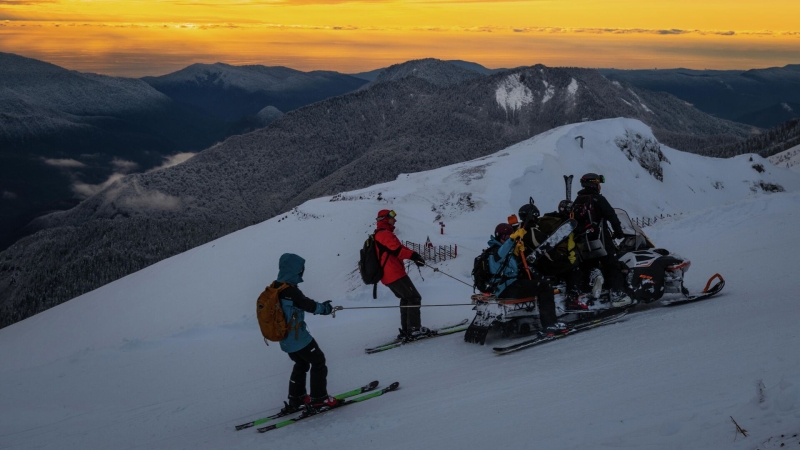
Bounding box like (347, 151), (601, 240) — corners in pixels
(387, 275), (422, 332)
(499, 279), (558, 328)
(287, 339), (328, 400)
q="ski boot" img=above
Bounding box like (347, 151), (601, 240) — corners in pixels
(281, 394), (310, 415)
(541, 322), (570, 337)
(308, 395), (339, 413)
(405, 326), (433, 342)
(563, 291), (589, 312)
(589, 269), (604, 300)
(610, 290), (633, 308)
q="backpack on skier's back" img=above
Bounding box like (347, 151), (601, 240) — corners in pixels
(256, 283), (293, 342)
(472, 246), (500, 293)
(359, 234), (388, 298)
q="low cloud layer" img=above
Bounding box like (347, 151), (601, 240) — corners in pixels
(42, 158), (86, 168)
(72, 173), (125, 198)
(147, 152), (196, 172)
(2, 190), (18, 200)
(111, 158), (139, 173)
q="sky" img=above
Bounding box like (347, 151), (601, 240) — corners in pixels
(1, 0), (799, 77)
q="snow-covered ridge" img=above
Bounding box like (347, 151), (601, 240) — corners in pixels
(1, 118), (799, 450)
(0, 52), (168, 116)
(3, 117), (796, 364)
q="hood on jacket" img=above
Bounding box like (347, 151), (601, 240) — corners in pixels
(277, 253), (305, 285)
(487, 236), (504, 248)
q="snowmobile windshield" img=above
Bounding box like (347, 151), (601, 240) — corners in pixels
(614, 208), (653, 251)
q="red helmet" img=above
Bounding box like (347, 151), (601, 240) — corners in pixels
(376, 209), (396, 221)
(494, 223), (513, 241)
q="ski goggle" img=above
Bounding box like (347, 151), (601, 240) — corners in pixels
(377, 210), (397, 220)
(585, 175), (605, 183)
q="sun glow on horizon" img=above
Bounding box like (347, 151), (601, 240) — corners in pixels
(1, 0), (798, 76)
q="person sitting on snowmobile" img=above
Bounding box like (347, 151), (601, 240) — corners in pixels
(572, 173), (632, 308)
(487, 223), (567, 335)
(518, 202), (586, 311)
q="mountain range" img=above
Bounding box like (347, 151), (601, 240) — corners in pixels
(600, 65), (800, 128)
(0, 53), (370, 250)
(0, 58), (757, 328)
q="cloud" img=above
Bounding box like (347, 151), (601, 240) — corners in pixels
(0, 0), (56, 4)
(111, 158), (139, 173)
(72, 173), (125, 198)
(147, 152), (196, 172)
(41, 158), (86, 168)
(2, 190), (18, 200)
(120, 190), (181, 211)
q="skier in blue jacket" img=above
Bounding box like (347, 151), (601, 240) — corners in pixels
(487, 224), (565, 335)
(274, 253), (338, 413)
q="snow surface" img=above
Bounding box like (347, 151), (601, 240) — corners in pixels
(495, 73), (533, 112)
(541, 79), (555, 104)
(769, 144), (800, 172)
(1, 118), (799, 450)
(567, 78), (579, 96)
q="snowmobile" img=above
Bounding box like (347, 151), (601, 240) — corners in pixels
(464, 208), (725, 345)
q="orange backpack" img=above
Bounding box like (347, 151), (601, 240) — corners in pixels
(256, 283), (297, 342)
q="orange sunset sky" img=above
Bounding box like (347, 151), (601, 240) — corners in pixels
(1, 0), (799, 77)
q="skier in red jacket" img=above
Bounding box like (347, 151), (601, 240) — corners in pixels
(374, 209), (429, 341)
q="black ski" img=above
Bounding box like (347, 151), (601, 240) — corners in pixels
(365, 319), (469, 354)
(257, 382), (400, 433)
(235, 380), (379, 430)
(493, 310), (629, 355)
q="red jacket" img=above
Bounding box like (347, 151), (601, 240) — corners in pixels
(374, 220), (414, 285)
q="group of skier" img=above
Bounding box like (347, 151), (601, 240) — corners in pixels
(265, 173), (632, 415)
(494, 173), (632, 311)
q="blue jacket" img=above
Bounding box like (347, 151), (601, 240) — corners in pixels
(275, 253), (330, 354)
(487, 236), (519, 296)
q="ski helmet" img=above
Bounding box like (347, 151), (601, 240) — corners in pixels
(494, 223), (514, 241)
(517, 204), (540, 223)
(558, 200), (573, 214)
(580, 173), (605, 191)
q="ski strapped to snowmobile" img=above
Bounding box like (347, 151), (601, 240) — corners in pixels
(257, 382), (400, 433)
(493, 310), (629, 355)
(234, 380), (379, 430)
(364, 319), (469, 354)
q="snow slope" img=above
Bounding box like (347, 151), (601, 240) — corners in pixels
(769, 144), (800, 172)
(1, 118), (798, 450)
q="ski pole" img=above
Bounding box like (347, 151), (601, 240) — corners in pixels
(422, 263), (473, 288)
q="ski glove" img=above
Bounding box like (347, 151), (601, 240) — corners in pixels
(317, 300), (334, 315)
(510, 228), (527, 240)
(411, 252), (426, 267)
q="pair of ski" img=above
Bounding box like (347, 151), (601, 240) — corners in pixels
(235, 380), (399, 433)
(364, 319), (470, 354)
(493, 310), (630, 355)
